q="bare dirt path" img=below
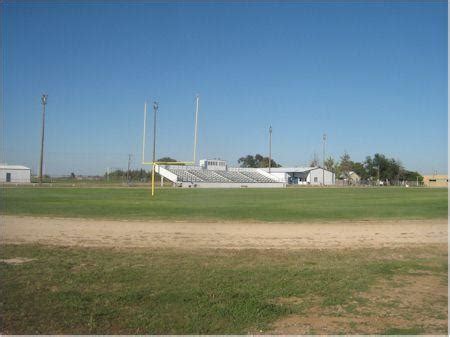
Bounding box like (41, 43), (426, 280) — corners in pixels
(1, 215), (447, 249)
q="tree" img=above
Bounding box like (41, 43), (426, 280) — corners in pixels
(104, 169), (151, 182)
(70, 172), (76, 179)
(157, 157), (177, 163)
(238, 154), (281, 168)
(324, 157), (335, 171)
(351, 162), (368, 180)
(400, 170), (423, 182)
(364, 156), (376, 180)
(238, 155), (256, 168)
(364, 153), (405, 183)
(339, 152), (353, 179)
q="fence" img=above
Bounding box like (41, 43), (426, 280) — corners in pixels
(334, 179), (424, 187)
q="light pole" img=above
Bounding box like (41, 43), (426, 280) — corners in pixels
(269, 126), (272, 173)
(38, 94), (48, 185)
(193, 95), (199, 164)
(376, 165), (380, 186)
(151, 102), (158, 196)
(152, 102), (158, 163)
(127, 154), (132, 185)
(322, 133), (327, 186)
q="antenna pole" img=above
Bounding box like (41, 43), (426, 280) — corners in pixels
(322, 133), (327, 186)
(193, 94), (199, 164)
(39, 94), (48, 185)
(151, 101), (158, 197)
(142, 101), (147, 164)
(127, 154), (132, 185)
(269, 126), (272, 173)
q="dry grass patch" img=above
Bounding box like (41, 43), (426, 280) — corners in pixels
(0, 257), (35, 265)
(269, 273), (448, 334)
(1, 244), (447, 334)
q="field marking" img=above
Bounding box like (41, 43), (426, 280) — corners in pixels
(1, 215), (447, 249)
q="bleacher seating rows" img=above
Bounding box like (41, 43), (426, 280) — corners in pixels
(168, 169), (203, 182)
(164, 167), (277, 183)
(239, 171), (275, 183)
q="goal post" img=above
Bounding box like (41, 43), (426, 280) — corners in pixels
(142, 96), (199, 196)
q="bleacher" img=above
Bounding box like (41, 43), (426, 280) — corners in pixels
(214, 171), (255, 183)
(188, 170), (231, 183)
(168, 169), (203, 182)
(239, 171), (276, 183)
(163, 166), (277, 184)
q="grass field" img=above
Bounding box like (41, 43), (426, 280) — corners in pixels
(1, 244), (447, 334)
(1, 186), (448, 334)
(1, 186), (448, 222)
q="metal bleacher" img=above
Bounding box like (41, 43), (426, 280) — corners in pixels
(214, 171), (256, 183)
(164, 166), (277, 184)
(168, 169), (203, 182)
(239, 171), (276, 183)
(188, 170), (230, 183)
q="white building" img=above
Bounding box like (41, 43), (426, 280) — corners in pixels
(0, 164), (31, 183)
(261, 167), (335, 185)
(199, 159), (227, 171)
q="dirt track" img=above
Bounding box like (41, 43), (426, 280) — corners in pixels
(1, 215), (447, 249)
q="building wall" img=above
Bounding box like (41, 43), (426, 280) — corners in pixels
(264, 172), (286, 182)
(199, 159), (227, 171)
(0, 168), (31, 183)
(308, 168), (335, 185)
(266, 168), (335, 185)
(423, 174), (448, 187)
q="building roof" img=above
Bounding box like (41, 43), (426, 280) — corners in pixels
(422, 174), (448, 177)
(0, 164), (31, 170)
(261, 166), (327, 173)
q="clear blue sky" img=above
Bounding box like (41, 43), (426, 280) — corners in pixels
(2, 1), (448, 175)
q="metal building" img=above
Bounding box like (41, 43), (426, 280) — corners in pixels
(260, 167), (335, 185)
(0, 165), (31, 183)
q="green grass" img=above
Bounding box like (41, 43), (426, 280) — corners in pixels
(1, 186), (447, 222)
(0, 244), (447, 334)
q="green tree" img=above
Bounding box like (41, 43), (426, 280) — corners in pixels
(324, 157), (335, 171)
(238, 154), (281, 168)
(157, 157), (177, 163)
(351, 162), (368, 180)
(339, 152), (353, 179)
(400, 170), (423, 182)
(365, 154), (404, 183)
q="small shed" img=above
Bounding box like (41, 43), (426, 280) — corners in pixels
(0, 164), (31, 183)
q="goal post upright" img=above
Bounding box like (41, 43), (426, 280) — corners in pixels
(193, 94), (199, 164)
(142, 101), (147, 165)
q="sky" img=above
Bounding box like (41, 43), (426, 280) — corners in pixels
(2, 1), (448, 175)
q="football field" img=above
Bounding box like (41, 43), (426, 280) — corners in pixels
(0, 186), (448, 334)
(1, 186), (447, 221)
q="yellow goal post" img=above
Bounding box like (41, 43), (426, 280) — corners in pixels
(141, 96), (199, 196)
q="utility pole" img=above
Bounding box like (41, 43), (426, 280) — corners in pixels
(377, 166), (380, 186)
(269, 126), (272, 173)
(151, 102), (158, 196)
(152, 102), (158, 163)
(142, 101), (147, 164)
(126, 154), (132, 185)
(193, 95), (199, 164)
(322, 133), (327, 186)
(38, 94), (48, 185)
